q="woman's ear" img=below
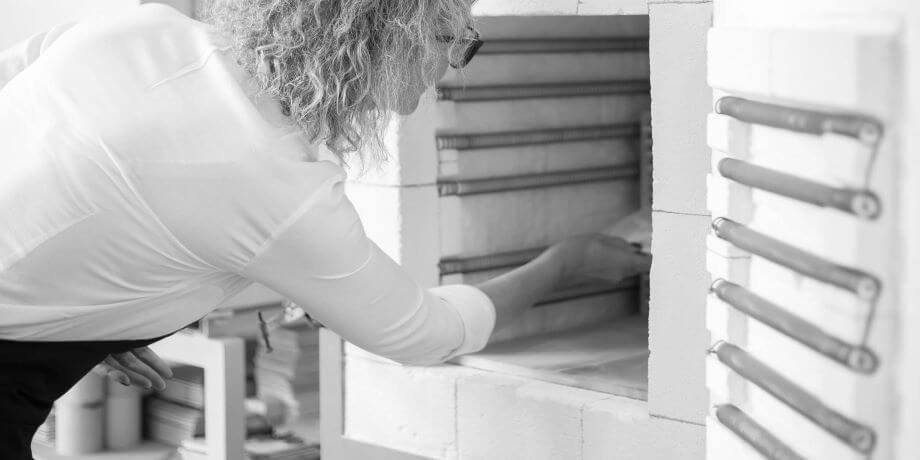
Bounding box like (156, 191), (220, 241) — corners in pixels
(256, 53), (270, 79)
(255, 49), (277, 80)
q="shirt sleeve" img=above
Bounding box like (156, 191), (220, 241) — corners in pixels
(0, 23), (76, 91)
(240, 175), (496, 366)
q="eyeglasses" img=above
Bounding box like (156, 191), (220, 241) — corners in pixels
(436, 26), (483, 69)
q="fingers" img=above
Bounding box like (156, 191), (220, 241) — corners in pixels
(595, 234), (647, 255)
(90, 364), (110, 377)
(111, 351), (167, 390)
(92, 363), (130, 386)
(595, 234), (653, 277)
(132, 346), (173, 380)
(104, 356), (149, 388)
(627, 250), (653, 274)
(97, 348), (174, 391)
(607, 236), (651, 273)
(598, 233), (649, 256)
(109, 370), (131, 386)
(551, 233), (653, 287)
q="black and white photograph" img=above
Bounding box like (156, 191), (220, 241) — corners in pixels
(0, 0), (916, 459)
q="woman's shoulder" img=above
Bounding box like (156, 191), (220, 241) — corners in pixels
(120, 3), (227, 48)
(54, 4), (224, 62)
(87, 3), (206, 35)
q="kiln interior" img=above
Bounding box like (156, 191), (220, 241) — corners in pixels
(438, 15), (652, 400)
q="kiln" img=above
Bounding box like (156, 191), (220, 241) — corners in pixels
(319, 1), (920, 459)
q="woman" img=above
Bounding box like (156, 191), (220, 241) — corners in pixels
(0, 1), (650, 457)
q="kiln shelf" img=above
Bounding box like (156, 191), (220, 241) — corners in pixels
(453, 315), (648, 400)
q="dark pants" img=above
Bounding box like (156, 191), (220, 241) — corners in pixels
(0, 332), (175, 459)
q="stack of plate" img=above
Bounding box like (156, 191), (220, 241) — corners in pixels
(255, 324), (320, 422)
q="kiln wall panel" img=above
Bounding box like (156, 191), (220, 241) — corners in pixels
(648, 211), (711, 425)
(439, 180), (638, 258)
(439, 139), (638, 181)
(649, 1), (714, 215)
(437, 94), (651, 133)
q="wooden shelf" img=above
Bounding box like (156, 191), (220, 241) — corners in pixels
(32, 440), (175, 460)
(453, 315), (648, 399)
(149, 332), (246, 460)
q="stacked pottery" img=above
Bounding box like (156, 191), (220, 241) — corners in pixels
(55, 373), (105, 454)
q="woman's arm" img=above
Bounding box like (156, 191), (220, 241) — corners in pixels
(475, 250), (562, 334)
(238, 176), (650, 365)
(477, 234), (652, 333)
(239, 177), (496, 366)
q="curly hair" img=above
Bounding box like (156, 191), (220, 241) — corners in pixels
(203, 0), (474, 167)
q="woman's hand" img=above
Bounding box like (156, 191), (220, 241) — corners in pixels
(477, 233), (652, 334)
(548, 233), (652, 288)
(93, 346), (173, 390)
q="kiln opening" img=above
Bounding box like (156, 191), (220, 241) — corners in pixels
(436, 14), (652, 400)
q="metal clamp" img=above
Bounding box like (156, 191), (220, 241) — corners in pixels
(710, 279), (878, 373)
(718, 158), (881, 219)
(711, 342), (876, 454)
(714, 96), (882, 144)
(711, 218), (881, 300)
(714, 404), (805, 460)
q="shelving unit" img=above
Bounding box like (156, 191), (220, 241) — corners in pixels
(149, 331), (246, 460)
(31, 331), (245, 460)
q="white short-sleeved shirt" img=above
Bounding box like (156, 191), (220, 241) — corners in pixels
(0, 4), (495, 365)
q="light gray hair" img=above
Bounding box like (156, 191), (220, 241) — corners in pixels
(203, 0), (474, 166)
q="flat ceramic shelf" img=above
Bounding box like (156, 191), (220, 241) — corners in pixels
(472, 0), (648, 16)
(453, 315), (648, 399)
(32, 440), (175, 460)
